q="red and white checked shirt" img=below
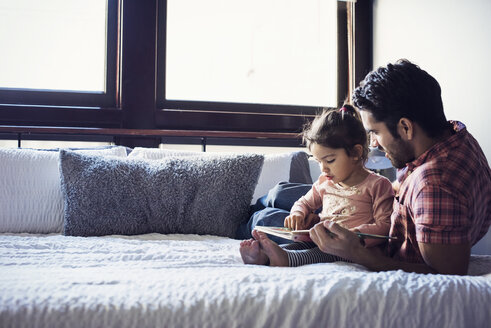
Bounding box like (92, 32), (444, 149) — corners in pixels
(388, 121), (491, 263)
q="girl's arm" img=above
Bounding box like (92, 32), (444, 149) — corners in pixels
(352, 177), (394, 247)
(286, 177), (325, 229)
(290, 177), (324, 218)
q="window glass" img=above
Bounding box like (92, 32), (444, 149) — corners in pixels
(0, 0), (107, 92)
(165, 0), (338, 107)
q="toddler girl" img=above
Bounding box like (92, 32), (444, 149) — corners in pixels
(240, 104), (394, 266)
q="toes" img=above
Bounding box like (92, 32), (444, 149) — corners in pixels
(240, 239), (254, 247)
(256, 231), (270, 243)
(250, 240), (259, 249)
(252, 229), (267, 241)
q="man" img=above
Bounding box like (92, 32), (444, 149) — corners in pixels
(310, 59), (491, 275)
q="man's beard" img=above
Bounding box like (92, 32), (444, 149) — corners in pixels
(382, 138), (415, 169)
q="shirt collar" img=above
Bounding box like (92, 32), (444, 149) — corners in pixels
(405, 120), (466, 172)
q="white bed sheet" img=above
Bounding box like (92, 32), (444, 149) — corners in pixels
(1, 233), (490, 328)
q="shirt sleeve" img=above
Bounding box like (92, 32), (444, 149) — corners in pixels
(290, 177), (325, 218)
(354, 176), (394, 247)
(413, 184), (471, 244)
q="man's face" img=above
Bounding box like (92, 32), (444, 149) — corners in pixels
(360, 111), (415, 169)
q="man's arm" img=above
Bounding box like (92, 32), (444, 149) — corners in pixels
(417, 242), (470, 275)
(310, 221), (471, 275)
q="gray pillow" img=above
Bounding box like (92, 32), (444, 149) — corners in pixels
(59, 150), (264, 237)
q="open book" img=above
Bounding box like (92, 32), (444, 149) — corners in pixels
(254, 226), (397, 242)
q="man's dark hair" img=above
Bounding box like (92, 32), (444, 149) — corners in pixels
(352, 59), (448, 138)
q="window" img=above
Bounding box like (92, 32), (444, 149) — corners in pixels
(157, 0), (346, 116)
(0, 0), (118, 107)
(164, 0), (337, 108)
(0, 0), (371, 146)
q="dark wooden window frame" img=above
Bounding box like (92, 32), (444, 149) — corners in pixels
(0, 0), (372, 148)
(0, 0), (119, 109)
(153, 0), (350, 137)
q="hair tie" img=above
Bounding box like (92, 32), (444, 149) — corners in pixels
(339, 107), (348, 112)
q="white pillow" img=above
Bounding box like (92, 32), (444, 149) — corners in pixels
(129, 148), (295, 204)
(251, 152), (295, 203)
(0, 147), (128, 233)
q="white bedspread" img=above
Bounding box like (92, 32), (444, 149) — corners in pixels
(1, 233), (490, 328)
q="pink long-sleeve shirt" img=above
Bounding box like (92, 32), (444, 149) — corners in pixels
(291, 172), (394, 247)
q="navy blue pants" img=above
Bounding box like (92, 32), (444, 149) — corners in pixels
(236, 182), (313, 244)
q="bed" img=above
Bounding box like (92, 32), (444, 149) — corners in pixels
(1, 233), (491, 328)
(0, 126), (490, 328)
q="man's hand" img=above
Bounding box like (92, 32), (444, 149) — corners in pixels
(309, 220), (364, 260)
(309, 221), (471, 275)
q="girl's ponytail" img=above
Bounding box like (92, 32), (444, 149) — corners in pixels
(302, 104), (368, 162)
(339, 104), (362, 122)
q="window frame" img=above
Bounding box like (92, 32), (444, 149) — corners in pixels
(155, 0), (348, 117)
(0, 0), (372, 147)
(0, 0), (119, 109)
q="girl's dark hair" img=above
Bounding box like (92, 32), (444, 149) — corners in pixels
(352, 59), (448, 138)
(302, 104), (369, 162)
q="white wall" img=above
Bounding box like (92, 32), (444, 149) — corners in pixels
(372, 0), (491, 254)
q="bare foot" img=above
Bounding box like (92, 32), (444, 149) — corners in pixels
(239, 238), (269, 265)
(252, 230), (289, 267)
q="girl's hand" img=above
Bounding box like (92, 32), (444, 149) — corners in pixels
(284, 212), (320, 230)
(284, 213), (305, 230)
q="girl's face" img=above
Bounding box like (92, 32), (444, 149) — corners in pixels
(310, 143), (363, 187)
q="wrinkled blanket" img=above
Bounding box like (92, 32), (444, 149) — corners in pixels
(1, 233), (490, 328)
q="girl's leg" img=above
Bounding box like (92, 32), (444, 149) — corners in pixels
(263, 182), (313, 211)
(239, 239), (269, 265)
(252, 230), (289, 266)
(284, 246), (349, 267)
(281, 241), (317, 251)
(242, 231), (346, 267)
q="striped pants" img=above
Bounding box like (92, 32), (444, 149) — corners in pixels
(281, 242), (349, 267)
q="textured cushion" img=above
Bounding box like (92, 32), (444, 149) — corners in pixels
(59, 150), (264, 237)
(0, 147), (128, 233)
(128, 148), (312, 203)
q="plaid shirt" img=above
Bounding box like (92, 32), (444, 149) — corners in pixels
(388, 121), (491, 263)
